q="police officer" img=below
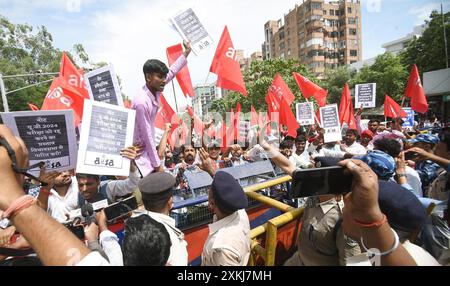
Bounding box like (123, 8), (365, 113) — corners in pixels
(136, 172), (188, 266)
(285, 157), (361, 266)
(201, 171), (251, 266)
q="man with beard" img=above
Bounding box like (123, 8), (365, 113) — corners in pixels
(174, 144), (201, 187)
(37, 170), (79, 223)
(133, 42), (191, 177)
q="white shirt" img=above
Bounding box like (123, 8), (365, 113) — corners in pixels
(76, 251), (110, 266)
(99, 230), (123, 266)
(47, 177), (79, 223)
(405, 166), (423, 198)
(345, 142), (367, 156)
(289, 151), (312, 169)
(202, 210), (250, 266)
(135, 210), (188, 266)
(307, 143), (345, 159)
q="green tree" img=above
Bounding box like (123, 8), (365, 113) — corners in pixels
(321, 66), (356, 104)
(351, 53), (408, 105)
(0, 15), (93, 111)
(401, 10), (450, 73)
(210, 58), (317, 116)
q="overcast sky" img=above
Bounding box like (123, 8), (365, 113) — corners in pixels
(1, 0), (448, 111)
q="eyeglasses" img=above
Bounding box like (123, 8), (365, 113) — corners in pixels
(0, 136), (48, 187)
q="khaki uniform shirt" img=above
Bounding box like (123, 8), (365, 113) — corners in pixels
(201, 210), (250, 266)
(286, 197), (360, 266)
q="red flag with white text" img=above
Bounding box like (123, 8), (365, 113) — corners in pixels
(384, 95), (407, 119)
(210, 26), (247, 96)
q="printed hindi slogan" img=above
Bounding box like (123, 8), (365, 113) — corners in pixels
(170, 8), (213, 55)
(296, 102), (315, 126)
(85, 65), (123, 106)
(77, 101), (135, 176)
(355, 83), (377, 108)
(1, 110), (77, 176)
(320, 104), (342, 143)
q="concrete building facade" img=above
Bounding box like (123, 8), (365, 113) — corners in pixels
(263, 0), (362, 78)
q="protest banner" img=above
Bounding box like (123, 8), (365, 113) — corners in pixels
(169, 8), (213, 55)
(355, 83), (377, 108)
(402, 108), (415, 131)
(238, 121), (250, 144)
(77, 100), (135, 176)
(1, 110), (77, 176)
(296, 102), (315, 126)
(84, 65), (124, 106)
(320, 104), (342, 143)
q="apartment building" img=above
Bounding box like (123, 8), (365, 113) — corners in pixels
(262, 0), (362, 78)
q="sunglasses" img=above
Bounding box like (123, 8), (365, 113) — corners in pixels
(0, 136), (48, 187)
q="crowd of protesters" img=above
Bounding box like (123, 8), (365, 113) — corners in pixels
(0, 40), (449, 266)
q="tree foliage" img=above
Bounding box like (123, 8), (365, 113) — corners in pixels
(351, 53), (408, 105)
(321, 66), (356, 104)
(210, 58), (316, 115)
(401, 10), (450, 73)
(0, 15), (91, 111)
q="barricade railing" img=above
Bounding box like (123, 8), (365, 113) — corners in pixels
(244, 175), (305, 266)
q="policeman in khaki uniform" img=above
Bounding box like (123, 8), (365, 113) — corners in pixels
(201, 171), (251, 266)
(135, 172), (188, 266)
(285, 158), (361, 266)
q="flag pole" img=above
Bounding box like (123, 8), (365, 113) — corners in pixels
(171, 81), (179, 113)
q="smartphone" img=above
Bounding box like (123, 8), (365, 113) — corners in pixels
(104, 196), (138, 222)
(290, 166), (352, 198)
(404, 152), (419, 161)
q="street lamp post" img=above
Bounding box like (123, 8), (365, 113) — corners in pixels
(0, 74), (9, 112)
(0, 72), (59, 112)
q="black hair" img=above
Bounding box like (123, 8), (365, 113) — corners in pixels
(180, 144), (196, 154)
(280, 139), (294, 149)
(143, 59), (169, 77)
(142, 191), (172, 213)
(374, 138), (402, 158)
(346, 129), (359, 137)
(295, 135), (307, 143)
(75, 173), (100, 181)
(369, 119), (381, 124)
(123, 215), (172, 266)
(0, 257), (43, 266)
(296, 126), (306, 137)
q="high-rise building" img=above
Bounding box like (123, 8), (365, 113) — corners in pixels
(262, 0), (362, 78)
(192, 83), (222, 117)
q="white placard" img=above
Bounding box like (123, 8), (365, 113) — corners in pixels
(77, 100), (136, 177)
(84, 65), (124, 107)
(320, 104), (342, 143)
(238, 121), (250, 142)
(296, 102), (315, 126)
(355, 83), (376, 108)
(169, 8), (213, 55)
(1, 110), (77, 176)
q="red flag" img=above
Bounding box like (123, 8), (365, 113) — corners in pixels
(155, 94), (179, 130)
(268, 74), (295, 106)
(293, 72), (327, 107)
(28, 103), (39, 111)
(250, 106), (259, 128)
(405, 64), (428, 114)
(384, 95), (407, 119)
(210, 26), (247, 96)
(279, 96), (299, 138)
(187, 106), (204, 135)
(338, 84), (357, 130)
(234, 103), (242, 141)
(167, 44), (195, 98)
(60, 52), (89, 99)
(41, 77), (85, 126)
